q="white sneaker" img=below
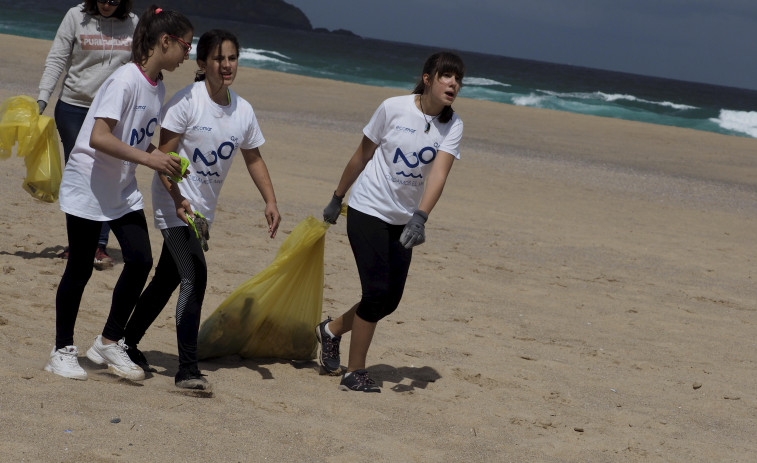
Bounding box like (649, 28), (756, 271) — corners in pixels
(44, 346), (88, 380)
(86, 335), (144, 381)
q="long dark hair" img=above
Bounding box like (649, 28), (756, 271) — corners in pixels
(131, 5), (193, 76)
(412, 51), (465, 123)
(194, 29), (240, 82)
(81, 0), (134, 20)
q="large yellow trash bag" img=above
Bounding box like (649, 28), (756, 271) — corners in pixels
(0, 95), (62, 202)
(198, 215), (329, 361)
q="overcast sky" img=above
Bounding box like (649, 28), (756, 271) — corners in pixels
(286, 0), (756, 91)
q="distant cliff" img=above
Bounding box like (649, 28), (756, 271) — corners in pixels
(134, 0), (312, 30)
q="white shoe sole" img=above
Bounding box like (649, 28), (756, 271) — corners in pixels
(87, 343), (145, 381)
(44, 363), (88, 380)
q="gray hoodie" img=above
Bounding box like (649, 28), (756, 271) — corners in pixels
(38, 4), (138, 108)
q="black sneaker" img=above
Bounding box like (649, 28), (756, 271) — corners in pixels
(339, 369), (380, 393)
(315, 317), (341, 374)
(126, 345), (156, 373)
(175, 366), (211, 390)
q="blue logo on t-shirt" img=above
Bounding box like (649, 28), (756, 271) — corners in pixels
(129, 117), (158, 146)
(393, 146), (436, 179)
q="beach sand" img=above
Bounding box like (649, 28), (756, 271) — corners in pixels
(1, 34), (756, 461)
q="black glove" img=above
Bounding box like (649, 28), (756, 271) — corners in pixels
(37, 100), (47, 114)
(399, 210), (428, 249)
(323, 192), (344, 224)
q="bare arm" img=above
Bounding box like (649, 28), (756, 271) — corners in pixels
(241, 147), (281, 238)
(417, 150), (455, 216)
(333, 135), (379, 197)
(90, 117), (183, 178)
(157, 128), (192, 225)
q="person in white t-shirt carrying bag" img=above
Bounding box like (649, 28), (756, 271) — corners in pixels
(315, 51), (465, 392)
(121, 29), (281, 391)
(38, 0), (140, 268)
(44, 6), (194, 381)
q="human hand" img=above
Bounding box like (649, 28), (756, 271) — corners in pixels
(146, 150), (184, 179)
(174, 197), (192, 224)
(37, 100), (47, 114)
(323, 192), (344, 224)
(264, 203), (281, 239)
(399, 210), (428, 249)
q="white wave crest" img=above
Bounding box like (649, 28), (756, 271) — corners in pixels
(710, 110), (757, 138)
(538, 90), (696, 111)
(512, 93), (546, 107)
(464, 77), (510, 87)
(238, 47), (292, 64)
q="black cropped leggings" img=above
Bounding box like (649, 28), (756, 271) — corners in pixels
(55, 211), (153, 350)
(347, 207), (412, 323)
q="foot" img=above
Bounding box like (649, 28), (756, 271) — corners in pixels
(93, 245), (114, 270)
(86, 335), (144, 380)
(175, 366), (211, 390)
(126, 345), (156, 372)
(338, 369), (380, 393)
(315, 317), (341, 374)
(44, 346), (87, 380)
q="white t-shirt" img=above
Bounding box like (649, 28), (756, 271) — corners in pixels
(348, 94), (463, 225)
(59, 63), (165, 220)
(152, 81), (265, 229)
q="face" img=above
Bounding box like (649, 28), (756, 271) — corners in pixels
(426, 71), (462, 106)
(199, 40), (239, 89)
(96, 0), (119, 17)
(164, 31), (193, 71)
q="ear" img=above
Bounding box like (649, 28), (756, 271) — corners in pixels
(159, 33), (171, 50)
(197, 59), (206, 71)
(422, 73), (432, 87)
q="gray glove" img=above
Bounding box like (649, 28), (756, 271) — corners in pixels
(37, 100), (47, 114)
(399, 210), (428, 249)
(323, 192), (344, 224)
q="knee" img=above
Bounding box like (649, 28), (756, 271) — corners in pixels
(355, 293), (401, 323)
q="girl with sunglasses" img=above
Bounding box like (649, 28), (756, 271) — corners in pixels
(121, 29), (281, 390)
(44, 6), (193, 382)
(38, 0), (138, 269)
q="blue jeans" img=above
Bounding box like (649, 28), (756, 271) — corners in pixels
(55, 100), (110, 247)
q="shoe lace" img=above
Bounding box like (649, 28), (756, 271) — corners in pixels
(353, 370), (375, 386)
(322, 334), (341, 360)
(114, 339), (134, 363)
(58, 347), (80, 367)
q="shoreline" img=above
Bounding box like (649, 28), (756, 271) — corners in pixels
(1, 33), (757, 461)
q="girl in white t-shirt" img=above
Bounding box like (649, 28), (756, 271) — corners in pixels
(316, 52), (465, 392)
(45, 6), (194, 382)
(122, 29), (281, 390)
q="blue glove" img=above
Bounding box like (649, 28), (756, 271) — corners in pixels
(399, 210), (428, 249)
(323, 192), (344, 224)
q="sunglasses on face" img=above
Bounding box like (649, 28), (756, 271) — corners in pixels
(168, 35), (192, 56)
(97, 0), (121, 6)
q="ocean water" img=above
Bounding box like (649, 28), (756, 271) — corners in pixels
(3, 2), (757, 139)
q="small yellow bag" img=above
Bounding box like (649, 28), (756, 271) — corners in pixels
(197, 215), (329, 361)
(0, 95), (62, 203)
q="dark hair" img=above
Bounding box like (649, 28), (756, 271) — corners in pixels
(131, 5), (193, 76)
(193, 29), (240, 82)
(412, 51), (465, 123)
(81, 0), (134, 21)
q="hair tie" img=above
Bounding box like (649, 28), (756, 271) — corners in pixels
(155, 8), (163, 14)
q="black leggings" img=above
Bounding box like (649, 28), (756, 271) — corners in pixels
(55, 211), (153, 349)
(347, 207), (412, 323)
(124, 226), (207, 369)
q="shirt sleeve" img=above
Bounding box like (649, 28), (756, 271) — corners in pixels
(38, 9), (77, 103)
(439, 116), (463, 159)
(362, 101), (388, 145)
(159, 90), (190, 135)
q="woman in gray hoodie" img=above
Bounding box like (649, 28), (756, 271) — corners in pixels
(38, 0), (139, 268)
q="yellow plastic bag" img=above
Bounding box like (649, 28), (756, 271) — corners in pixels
(0, 95), (62, 202)
(198, 215), (329, 361)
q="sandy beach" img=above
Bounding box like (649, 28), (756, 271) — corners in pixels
(1, 33), (757, 462)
